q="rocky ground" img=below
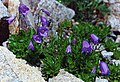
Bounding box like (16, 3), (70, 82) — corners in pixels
(0, 0), (120, 82)
(104, 0), (120, 42)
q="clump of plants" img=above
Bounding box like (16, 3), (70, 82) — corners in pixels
(7, 1), (120, 82)
(8, 20), (120, 81)
(58, 0), (109, 24)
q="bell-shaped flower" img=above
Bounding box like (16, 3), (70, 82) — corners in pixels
(6, 16), (15, 24)
(90, 34), (100, 44)
(32, 34), (43, 43)
(82, 40), (92, 53)
(92, 66), (96, 74)
(72, 38), (77, 45)
(28, 40), (34, 50)
(66, 45), (72, 53)
(100, 61), (110, 75)
(40, 16), (49, 26)
(37, 26), (49, 37)
(19, 4), (29, 16)
(42, 9), (50, 16)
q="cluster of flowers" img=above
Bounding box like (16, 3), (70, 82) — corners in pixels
(28, 9), (50, 50)
(6, 4), (29, 24)
(66, 34), (110, 75)
(6, 3), (110, 76)
(5, 3), (50, 51)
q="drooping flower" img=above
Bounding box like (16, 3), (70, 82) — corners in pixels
(6, 16), (15, 24)
(72, 38), (77, 45)
(90, 34), (100, 44)
(82, 40), (92, 53)
(40, 16), (49, 26)
(37, 26), (49, 37)
(32, 34), (43, 43)
(100, 61), (110, 75)
(42, 9), (50, 16)
(28, 40), (34, 50)
(19, 4), (29, 16)
(66, 45), (72, 53)
(92, 66), (96, 74)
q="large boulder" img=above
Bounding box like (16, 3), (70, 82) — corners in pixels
(34, 0), (75, 35)
(0, 46), (45, 82)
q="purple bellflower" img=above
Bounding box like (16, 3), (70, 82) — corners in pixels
(82, 40), (92, 53)
(19, 4), (29, 16)
(42, 9), (50, 16)
(37, 26), (49, 37)
(28, 40), (34, 50)
(40, 16), (49, 26)
(66, 45), (72, 53)
(92, 66), (96, 74)
(6, 16), (15, 24)
(90, 34), (100, 44)
(72, 38), (77, 45)
(32, 34), (43, 43)
(100, 61), (110, 75)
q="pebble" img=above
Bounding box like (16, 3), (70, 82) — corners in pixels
(95, 77), (108, 82)
(101, 50), (113, 59)
(111, 59), (120, 66)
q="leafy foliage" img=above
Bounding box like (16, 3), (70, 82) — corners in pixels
(8, 20), (120, 81)
(58, 0), (109, 23)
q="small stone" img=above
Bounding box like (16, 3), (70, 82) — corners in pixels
(112, 59), (120, 66)
(0, 0), (10, 19)
(108, 14), (120, 31)
(116, 35), (120, 43)
(101, 50), (113, 59)
(95, 77), (108, 82)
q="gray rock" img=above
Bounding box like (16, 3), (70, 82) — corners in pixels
(109, 3), (120, 15)
(103, 0), (120, 3)
(105, 0), (120, 32)
(34, 0), (75, 34)
(111, 59), (120, 66)
(116, 35), (120, 43)
(0, 46), (45, 82)
(101, 50), (113, 59)
(16, 0), (75, 34)
(0, 0), (10, 19)
(95, 77), (108, 82)
(48, 69), (84, 82)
